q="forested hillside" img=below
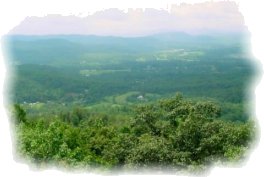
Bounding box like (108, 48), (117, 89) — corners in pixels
(4, 33), (258, 172)
(13, 94), (254, 172)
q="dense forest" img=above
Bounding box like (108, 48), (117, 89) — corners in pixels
(13, 94), (254, 173)
(3, 32), (258, 173)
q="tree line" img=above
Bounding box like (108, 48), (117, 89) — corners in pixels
(12, 94), (254, 172)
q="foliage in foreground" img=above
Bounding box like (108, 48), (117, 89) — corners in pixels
(13, 94), (254, 172)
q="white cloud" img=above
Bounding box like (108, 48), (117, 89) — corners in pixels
(8, 1), (245, 36)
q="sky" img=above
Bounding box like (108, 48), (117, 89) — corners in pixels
(9, 1), (246, 36)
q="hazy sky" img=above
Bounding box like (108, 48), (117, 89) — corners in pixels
(9, 1), (246, 36)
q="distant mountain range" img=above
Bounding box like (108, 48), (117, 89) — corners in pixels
(4, 31), (249, 48)
(3, 31), (249, 66)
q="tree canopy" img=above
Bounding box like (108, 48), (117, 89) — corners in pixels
(14, 94), (254, 172)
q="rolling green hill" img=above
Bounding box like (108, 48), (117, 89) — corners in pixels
(4, 32), (258, 171)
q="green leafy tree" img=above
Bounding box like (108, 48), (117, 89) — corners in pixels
(15, 94), (254, 171)
(126, 134), (173, 167)
(13, 104), (27, 124)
